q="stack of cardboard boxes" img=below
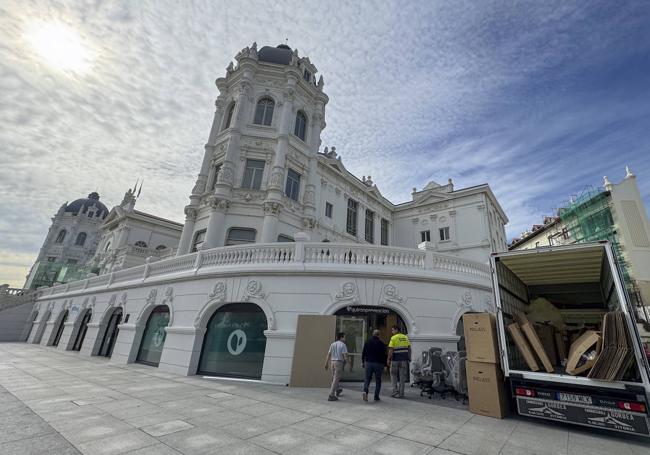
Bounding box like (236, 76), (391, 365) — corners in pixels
(463, 313), (509, 418)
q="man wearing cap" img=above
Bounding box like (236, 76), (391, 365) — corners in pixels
(387, 325), (411, 398)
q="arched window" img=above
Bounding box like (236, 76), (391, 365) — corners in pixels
(136, 305), (170, 367)
(104, 241), (112, 252)
(155, 245), (167, 251)
(55, 229), (67, 244)
(226, 228), (256, 246)
(134, 241), (148, 248)
(198, 303), (268, 378)
(75, 232), (87, 246)
(253, 98), (274, 126)
(223, 102), (235, 130)
(294, 111), (307, 141)
(191, 230), (206, 253)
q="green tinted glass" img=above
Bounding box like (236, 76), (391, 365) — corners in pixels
(198, 303), (267, 379)
(136, 306), (170, 366)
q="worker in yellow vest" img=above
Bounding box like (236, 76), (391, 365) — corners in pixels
(387, 325), (411, 398)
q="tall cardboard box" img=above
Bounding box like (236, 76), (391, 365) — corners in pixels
(466, 361), (509, 419)
(464, 313), (499, 363)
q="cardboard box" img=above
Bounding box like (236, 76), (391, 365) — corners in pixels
(566, 330), (601, 375)
(507, 322), (540, 371)
(464, 313), (499, 364)
(466, 361), (509, 419)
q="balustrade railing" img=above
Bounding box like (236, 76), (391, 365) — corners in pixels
(38, 242), (491, 297)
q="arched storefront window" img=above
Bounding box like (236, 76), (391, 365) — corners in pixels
(72, 310), (92, 351)
(136, 305), (170, 367)
(198, 303), (268, 379)
(52, 310), (69, 347)
(334, 306), (407, 381)
(98, 307), (123, 357)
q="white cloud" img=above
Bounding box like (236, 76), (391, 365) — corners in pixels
(1, 0), (650, 284)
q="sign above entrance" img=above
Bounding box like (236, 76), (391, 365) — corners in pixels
(345, 306), (390, 315)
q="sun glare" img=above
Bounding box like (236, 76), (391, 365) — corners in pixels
(26, 21), (93, 74)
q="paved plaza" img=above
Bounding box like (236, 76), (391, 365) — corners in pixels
(0, 344), (647, 455)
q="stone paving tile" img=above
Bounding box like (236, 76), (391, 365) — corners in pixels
(437, 431), (508, 455)
(75, 429), (158, 455)
(221, 416), (287, 439)
(369, 435), (432, 455)
(391, 423), (454, 447)
(204, 441), (277, 455)
(322, 426), (386, 449)
(122, 443), (183, 454)
(158, 427), (242, 455)
(57, 415), (135, 444)
(0, 432), (81, 455)
(289, 416), (348, 436)
(248, 427), (317, 453)
(141, 420), (194, 437)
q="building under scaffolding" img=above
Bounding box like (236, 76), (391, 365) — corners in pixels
(509, 169), (650, 317)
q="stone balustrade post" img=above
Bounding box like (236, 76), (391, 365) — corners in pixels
(418, 241), (435, 270)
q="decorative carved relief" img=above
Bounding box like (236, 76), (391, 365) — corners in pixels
(107, 294), (117, 308)
(263, 201), (282, 216)
(119, 292), (127, 308)
(243, 280), (265, 300)
(146, 288), (157, 306)
(301, 217), (318, 230)
(217, 165), (234, 186)
(209, 282), (227, 302)
(162, 287), (174, 305)
(483, 295), (495, 314)
(208, 196), (230, 211)
(303, 188), (315, 206)
(191, 176), (207, 195)
(269, 170), (283, 189)
(334, 282), (359, 305)
(380, 284), (405, 305)
(184, 206), (197, 221)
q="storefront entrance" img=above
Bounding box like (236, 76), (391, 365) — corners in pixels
(72, 309), (92, 351)
(198, 303), (268, 379)
(52, 310), (68, 347)
(98, 307), (122, 357)
(334, 306), (407, 381)
(136, 305), (170, 367)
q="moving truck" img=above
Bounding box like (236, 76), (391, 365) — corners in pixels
(491, 242), (650, 436)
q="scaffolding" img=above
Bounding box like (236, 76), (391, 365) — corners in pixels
(558, 186), (636, 302)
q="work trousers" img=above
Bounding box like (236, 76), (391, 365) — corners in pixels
(390, 360), (409, 397)
(329, 360), (344, 397)
(363, 362), (384, 399)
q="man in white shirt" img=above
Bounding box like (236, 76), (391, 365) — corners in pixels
(324, 332), (349, 401)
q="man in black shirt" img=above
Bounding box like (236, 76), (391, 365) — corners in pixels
(361, 329), (387, 402)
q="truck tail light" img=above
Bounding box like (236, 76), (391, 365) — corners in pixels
(617, 401), (646, 413)
(515, 387), (535, 397)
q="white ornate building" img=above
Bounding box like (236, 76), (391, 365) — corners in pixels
(22, 43), (509, 385)
(91, 188), (182, 274)
(24, 192), (109, 289)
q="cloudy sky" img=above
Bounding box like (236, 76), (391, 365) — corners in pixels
(2, 0), (650, 287)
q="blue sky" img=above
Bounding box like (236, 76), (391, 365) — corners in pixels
(1, 0), (650, 287)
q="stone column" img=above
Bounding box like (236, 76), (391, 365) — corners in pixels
(261, 77), (297, 243)
(204, 197), (229, 249)
(116, 226), (130, 249)
(260, 202), (282, 243)
(374, 212), (382, 245)
(110, 323), (139, 365)
(449, 210), (458, 247)
(177, 207), (198, 255)
(357, 202), (366, 241)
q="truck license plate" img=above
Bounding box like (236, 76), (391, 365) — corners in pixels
(557, 393), (593, 405)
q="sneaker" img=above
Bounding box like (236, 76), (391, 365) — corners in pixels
(374, 397), (381, 402)
(362, 392), (368, 402)
(336, 388), (343, 397)
(391, 392), (399, 398)
(328, 395), (338, 401)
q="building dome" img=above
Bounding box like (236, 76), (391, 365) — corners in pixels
(65, 192), (109, 219)
(258, 44), (293, 65)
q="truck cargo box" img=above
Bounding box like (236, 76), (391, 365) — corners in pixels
(491, 242), (650, 436)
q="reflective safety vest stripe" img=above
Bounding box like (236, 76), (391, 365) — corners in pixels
(389, 333), (410, 361)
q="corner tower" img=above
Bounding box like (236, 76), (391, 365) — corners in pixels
(177, 43), (329, 254)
